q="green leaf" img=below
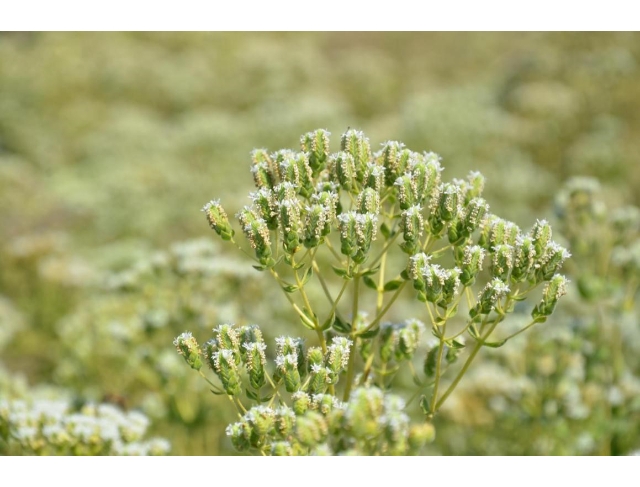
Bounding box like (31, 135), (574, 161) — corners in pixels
(383, 279), (403, 292)
(260, 394), (274, 403)
(420, 395), (430, 416)
(246, 389), (259, 401)
(358, 326), (380, 339)
(299, 313), (316, 330)
(380, 222), (391, 240)
(252, 264), (266, 272)
(333, 315), (352, 333)
(483, 339), (507, 348)
(210, 389), (225, 396)
(321, 312), (335, 331)
(400, 269), (410, 281)
(332, 265), (352, 280)
(282, 284), (299, 293)
(360, 265), (381, 276)
(300, 266), (313, 286)
(293, 261), (306, 270)
(446, 338), (466, 349)
(362, 275), (378, 291)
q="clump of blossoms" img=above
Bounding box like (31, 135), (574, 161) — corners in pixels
(180, 129), (569, 455)
(0, 398), (170, 456)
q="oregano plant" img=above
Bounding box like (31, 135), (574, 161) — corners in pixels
(174, 128), (570, 455)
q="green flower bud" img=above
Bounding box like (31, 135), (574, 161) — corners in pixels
(202, 200), (234, 241)
(364, 162), (385, 193)
(400, 205), (424, 254)
(326, 337), (352, 378)
(446, 337), (464, 363)
(212, 349), (242, 395)
(511, 236), (537, 282)
(237, 207), (274, 267)
(250, 189), (278, 230)
(295, 411), (328, 447)
(377, 141), (407, 187)
(276, 354), (301, 393)
(274, 406), (296, 437)
(278, 198), (303, 255)
(312, 395), (342, 417)
(411, 152), (442, 207)
(491, 244), (514, 280)
(226, 421), (252, 451)
(275, 149), (299, 186)
(301, 129), (330, 175)
(394, 173), (418, 211)
(273, 181), (297, 203)
(532, 274), (569, 320)
(245, 406), (275, 440)
(422, 263), (448, 304)
(465, 171), (485, 202)
(306, 364), (331, 395)
(461, 198), (489, 237)
(358, 187), (381, 215)
(436, 183), (460, 223)
(243, 342), (267, 390)
(472, 278), (510, 316)
(396, 319), (422, 360)
(250, 149), (277, 189)
(529, 219), (552, 256)
(332, 151), (357, 192)
(294, 152), (314, 198)
(312, 190), (338, 237)
(306, 347), (325, 372)
(423, 344), (439, 378)
(239, 324), (264, 350)
(214, 324), (241, 359)
(203, 339), (219, 371)
(292, 391), (311, 416)
(276, 336), (306, 378)
(173, 332), (203, 371)
(338, 211), (378, 263)
(379, 323), (396, 363)
(270, 441), (293, 456)
(303, 204), (328, 249)
(340, 129), (372, 183)
(440, 267), (462, 307)
(408, 423), (436, 450)
(408, 253), (431, 295)
(459, 245), (485, 287)
(345, 388), (384, 439)
(536, 242), (571, 282)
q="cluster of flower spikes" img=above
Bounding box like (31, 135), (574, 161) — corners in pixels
(202, 129), (569, 322)
(225, 386), (435, 456)
(0, 399), (170, 456)
(174, 324), (352, 397)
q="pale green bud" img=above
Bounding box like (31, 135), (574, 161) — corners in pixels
(276, 336), (306, 378)
(377, 141), (407, 187)
(202, 200), (234, 241)
(278, 198), (303, 255)
(276, 354), (301, 393)
(532, 274), (569, 320)
(408, 253), (431, 294)
(345, 388), (384, 439)
(303, 204), (328, 249)
(379, 323), (397, 363)
(212, 349), (242, 395)
(226, 421), (252, 451)
(396, 319), (422, 360)
(306, 347), (325, 372)
(301, 129), (331, 175)
(394, 173), (418, 211)
(273, 181), (297, 203)
(408, 422), (436, 450)
(364, 162), (385, 193)
(270, 441), (293, 456)
(237, 207), (274, 267)
(203, 339), (219, 371)
(358, 187), (381, 215)
(459, 245), (485, 287)
(294, 152), (314, 198)
(295, 411), (328, 447)
(332, 151), (357, 192)
(411, 152), (442, 206)
(250, 188), (278, 230)
(472, 278), (510, 317)
(274, 406), (296, 437)
(491, 244), (514, 280)
(326, 337), (352, 378)
(173, 332), (203, 371)
(536, 242), (571, 282)
(400, 205), (424, 254)
(243, 342), (267, 390)
(275, 149), (299, 186)
(422, 263), (448, 304)
(465, 171), (485, 202)
(529, 219), (552, 256)
(245, 406), (275, 440)
(306, 364), (331, 395)
(250, 149), (277, 189)
(440, 267), (462, 307)
(213, 324), (241, 359)
(340, 129), (372, 183)
(292, 392), (311, 416)
(511, 236), (537, 282)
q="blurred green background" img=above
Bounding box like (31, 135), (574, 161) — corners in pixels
(1, 32), (640, 455)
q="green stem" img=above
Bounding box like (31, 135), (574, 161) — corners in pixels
(343, 273), (360, 401)
(362, 281), (407, 333)
(429, 319), (447, 415)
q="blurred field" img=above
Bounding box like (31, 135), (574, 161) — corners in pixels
(1, 32), (640, 455)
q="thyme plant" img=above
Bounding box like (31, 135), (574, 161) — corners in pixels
(175, 128), (570, 455)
